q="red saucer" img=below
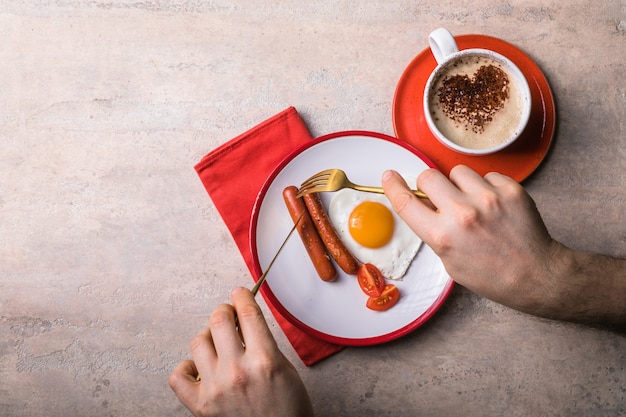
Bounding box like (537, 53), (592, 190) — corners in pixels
(392, 34), (555, 182)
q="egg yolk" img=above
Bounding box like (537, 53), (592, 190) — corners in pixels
(348, 201), (394, 248)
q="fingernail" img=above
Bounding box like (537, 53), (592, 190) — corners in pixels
(382, 170), (393, 182)
(231, 286), (245, 295)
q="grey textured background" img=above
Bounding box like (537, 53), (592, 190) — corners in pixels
(1, 1), (624, 416)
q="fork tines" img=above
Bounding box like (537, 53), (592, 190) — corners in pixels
(296, 170), (332, 197)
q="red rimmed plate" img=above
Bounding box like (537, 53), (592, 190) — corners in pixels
(250, 131), (454, 346)
(393, 34), (556, 182)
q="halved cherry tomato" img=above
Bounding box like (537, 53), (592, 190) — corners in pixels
(366, 284), (400, 311)
(357, 263), (386, 296)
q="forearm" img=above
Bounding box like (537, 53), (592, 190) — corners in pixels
(538, 244), (626, 328)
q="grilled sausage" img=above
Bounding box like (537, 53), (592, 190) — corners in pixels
(303, 193), (359, 275)
(283, 186), (337, 282)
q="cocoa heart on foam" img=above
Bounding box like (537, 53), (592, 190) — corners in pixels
(436, 64), (510, 133)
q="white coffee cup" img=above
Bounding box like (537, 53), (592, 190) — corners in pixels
(423, 28), (532, 155)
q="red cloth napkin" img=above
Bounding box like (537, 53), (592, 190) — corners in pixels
(194, 107), (344, 366)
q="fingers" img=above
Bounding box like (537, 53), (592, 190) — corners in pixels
(169, 359), (200, 386)
(189, 326), (217, 379)
(416, 168), (467, 211)
(483, 171), (516, 187)
(230, 287), (277, 354)
(450, 166), (523, 207)
(383, 166), (514, 244)
(184, 288), (275, 372)
(451, 166), (518, 194)
(448, 165), (491, 193)
(382, 170), (437, 237)
(169, 289), (285, 415)
(207, 302), (245, 360)
(168, 360), (200, 408)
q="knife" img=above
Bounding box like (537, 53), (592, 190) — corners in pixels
(250, 212), (304, 296)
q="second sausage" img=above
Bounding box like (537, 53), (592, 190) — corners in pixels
(283, 186), (337, 282)
(303, 192), (359, 275)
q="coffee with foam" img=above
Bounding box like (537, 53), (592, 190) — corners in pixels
(428, 55), (525, 151)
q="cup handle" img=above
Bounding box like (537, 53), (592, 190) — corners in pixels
(428, 28), (459, 64)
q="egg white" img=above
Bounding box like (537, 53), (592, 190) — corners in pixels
(327, 188), (422, 280)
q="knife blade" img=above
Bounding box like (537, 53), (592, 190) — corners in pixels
(250, 212), (304, 296)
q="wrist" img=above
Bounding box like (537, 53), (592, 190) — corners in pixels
(538, 244), (626, 327)
(511, 239), (570, 319)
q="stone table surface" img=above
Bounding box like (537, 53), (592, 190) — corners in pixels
(1, 1), (624, 416)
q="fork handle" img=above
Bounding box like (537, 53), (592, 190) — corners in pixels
(353, 185), (428, 199)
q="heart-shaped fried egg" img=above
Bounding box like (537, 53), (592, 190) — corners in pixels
(327, 188), (422, 280)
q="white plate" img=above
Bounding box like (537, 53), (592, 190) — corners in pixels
(250, 131), (454, 346)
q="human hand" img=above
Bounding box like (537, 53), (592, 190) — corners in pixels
(382, 166), (562, 315)
(168, 287), (314, 417)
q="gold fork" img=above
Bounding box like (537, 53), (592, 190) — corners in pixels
(296, 168), (428, 199)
